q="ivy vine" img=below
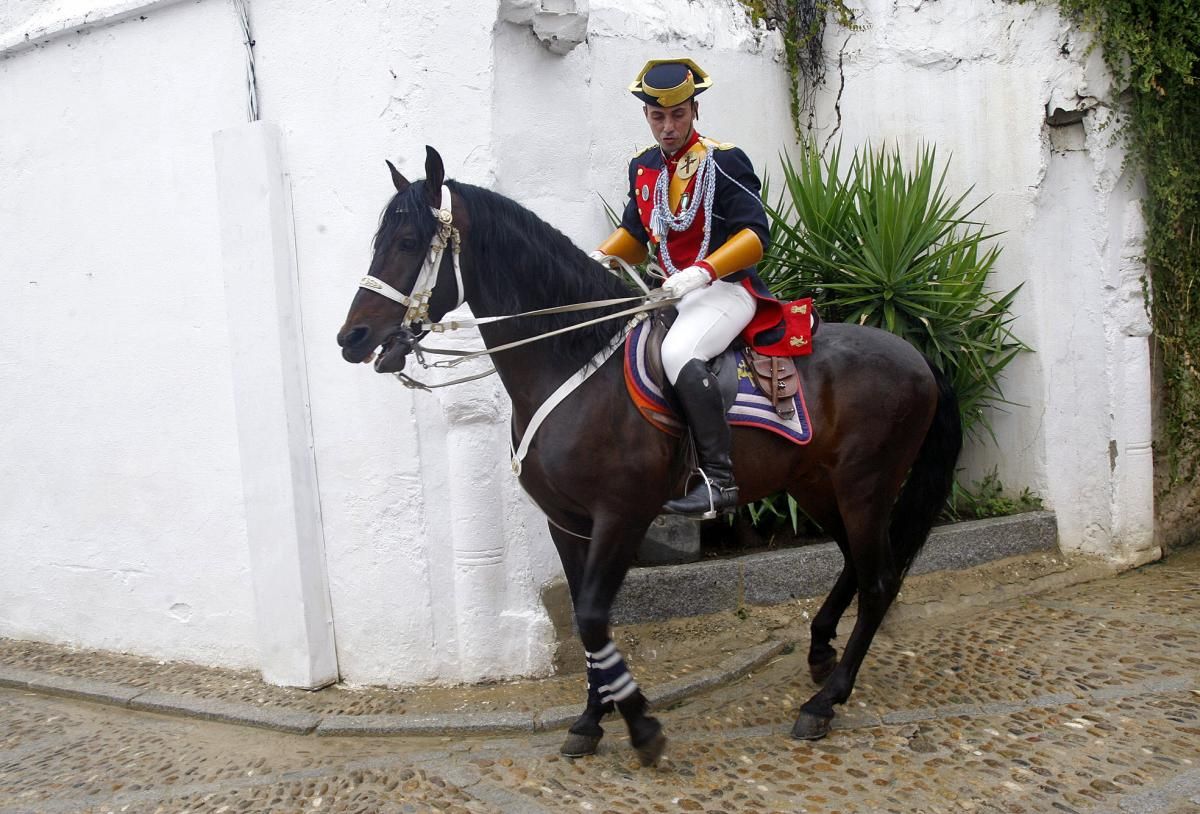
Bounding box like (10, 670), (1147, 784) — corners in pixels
(1041, 1), (1200, 487)
(739, 0), (860, 135)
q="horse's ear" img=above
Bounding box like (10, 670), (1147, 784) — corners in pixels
(423, 146), (445, 208)
(386, 160), (410, 193)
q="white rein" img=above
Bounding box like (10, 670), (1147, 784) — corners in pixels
(355, 186), (675, 473)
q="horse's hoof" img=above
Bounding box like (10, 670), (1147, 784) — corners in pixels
(809, 654), (837, 684)
(635, 731), (668, 767)
(560, 732), (602, 758)
(791, 710), (833, 741)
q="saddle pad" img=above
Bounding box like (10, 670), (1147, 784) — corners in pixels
(623, 319), (813, 445)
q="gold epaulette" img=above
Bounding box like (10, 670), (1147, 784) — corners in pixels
(631, 144), (657, 159)
(700, 137), (736, 151)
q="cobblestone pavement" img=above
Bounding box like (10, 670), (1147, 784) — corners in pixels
(2, 548), (1199, 813)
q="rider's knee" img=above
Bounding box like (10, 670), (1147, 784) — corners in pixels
(660, 339), (699, 385)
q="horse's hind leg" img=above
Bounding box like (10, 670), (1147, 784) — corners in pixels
(808, 551), (855, 684)
(788, 499), (854, 684)
(793, 495), (901, 741)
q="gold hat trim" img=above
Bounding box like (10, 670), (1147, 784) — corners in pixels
(629, 59), (712, 108)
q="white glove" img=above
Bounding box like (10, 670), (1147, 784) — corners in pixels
(588, 250), (611, 267)
(661, 265), (712, 299)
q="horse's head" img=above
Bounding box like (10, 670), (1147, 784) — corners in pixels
(337, 146), (466, 373)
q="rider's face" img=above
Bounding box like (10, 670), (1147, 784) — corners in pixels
(644, 101), (698, 155)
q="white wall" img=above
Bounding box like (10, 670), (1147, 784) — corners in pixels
(0, 0), (1158, 686)
(0, 0), (796, 684)
(0, 0), (259, 665)
(262, 0), (797, 684)
(808, 0), (1157, 567)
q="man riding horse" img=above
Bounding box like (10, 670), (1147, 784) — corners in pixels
(592, 58), (800, 517)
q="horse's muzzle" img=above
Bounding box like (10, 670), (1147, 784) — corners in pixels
(337, 323), (417, 373)
(337, 323), (377, 364)
(373, 332), (414, 373)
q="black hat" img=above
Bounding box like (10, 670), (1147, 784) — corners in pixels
(629, 58), (712, 107)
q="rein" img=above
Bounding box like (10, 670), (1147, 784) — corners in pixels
(358, 200), (673, 389)
(354, 193), (677, 472)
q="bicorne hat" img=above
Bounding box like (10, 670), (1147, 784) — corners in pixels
(629, 58), (712, 108)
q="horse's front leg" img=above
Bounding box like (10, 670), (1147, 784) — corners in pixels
(570, 513), (666, 766)
(547, 523), (614, 758)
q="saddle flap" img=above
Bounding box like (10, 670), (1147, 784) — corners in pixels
(742, 348), (798, 419)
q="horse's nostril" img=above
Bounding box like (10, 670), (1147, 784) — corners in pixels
(339, 325), (369, 348)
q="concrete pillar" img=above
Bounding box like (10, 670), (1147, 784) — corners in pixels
(1111, 334), (1157, 566)
(213, 121), (338, 688)
(1108, 201), (1159, 567)
(421, 316), (557, 682)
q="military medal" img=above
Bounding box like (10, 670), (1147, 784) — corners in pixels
(676, 150), (701, 180)
(641, 184), (650, 201)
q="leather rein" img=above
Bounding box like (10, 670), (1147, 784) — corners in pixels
(355, 186), (676, 474)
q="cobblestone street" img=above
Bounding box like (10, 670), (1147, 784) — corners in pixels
(3, 547), (1199, 814)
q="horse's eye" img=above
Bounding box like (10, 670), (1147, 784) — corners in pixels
(398, 238), (420, 253)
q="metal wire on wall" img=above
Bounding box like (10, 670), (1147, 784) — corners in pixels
(231, 0), (259, 122)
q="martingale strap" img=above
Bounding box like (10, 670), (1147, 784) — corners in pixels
(510, 312), (647, 475)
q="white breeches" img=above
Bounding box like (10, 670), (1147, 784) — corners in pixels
(661, 279), (756, 384)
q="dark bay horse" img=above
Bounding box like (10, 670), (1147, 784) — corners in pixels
(337, 147), (962, 765)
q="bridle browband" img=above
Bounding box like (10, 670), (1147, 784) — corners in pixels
(358, 184), (466, 327)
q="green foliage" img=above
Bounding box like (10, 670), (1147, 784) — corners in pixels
(943, 469), (1044, 522)
(729, 490), (823, 537)
(760, 141), (1028, 443)
(1039, 0), (1200, 485)
(738, 1), (863, 134)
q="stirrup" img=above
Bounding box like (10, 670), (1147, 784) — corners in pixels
(663, 467), (738, 519)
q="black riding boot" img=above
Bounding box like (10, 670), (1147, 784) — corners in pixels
(663, 358), (739, 518)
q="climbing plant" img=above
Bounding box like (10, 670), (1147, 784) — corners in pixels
(1037, 1), (1200, 486)
(739, 0), (861, 134)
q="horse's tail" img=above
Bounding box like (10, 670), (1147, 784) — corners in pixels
(890, 358), (962, 577)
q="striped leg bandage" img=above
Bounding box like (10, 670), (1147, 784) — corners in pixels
(586, 641), (639, 705)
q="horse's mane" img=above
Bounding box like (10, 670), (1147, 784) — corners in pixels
(371, 179), (636, 370)
(447, 181), (636, 369)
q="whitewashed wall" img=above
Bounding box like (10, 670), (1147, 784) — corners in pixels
(0, 0), (259, 666)
(0, 0), (1158, 687)
(806, 0), (1156, 568)
(0, 0), (796, 685)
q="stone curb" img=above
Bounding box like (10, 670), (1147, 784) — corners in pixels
(1, 513), (1057, 737)
(316, 710), (536, 737)
(0, 666), (142, 707)
(614, 511), (1059, 624)
(128, 691), (322, 734)
(1, 641), (789, 738)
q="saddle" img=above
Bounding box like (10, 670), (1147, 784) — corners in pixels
(642, 310), (799, 420)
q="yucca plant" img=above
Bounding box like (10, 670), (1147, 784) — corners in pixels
(760, 141), (1028, 443)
